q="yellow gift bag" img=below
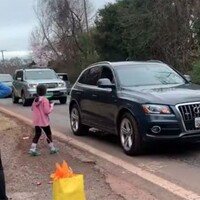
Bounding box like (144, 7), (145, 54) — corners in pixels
(51, 161), (86, 200)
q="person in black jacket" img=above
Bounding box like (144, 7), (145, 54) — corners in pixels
(0, 153), (8, 200)
(0, 82), (11, 200)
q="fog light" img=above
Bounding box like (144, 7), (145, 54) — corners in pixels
(151, 126), (161, 134)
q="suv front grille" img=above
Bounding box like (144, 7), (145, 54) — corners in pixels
(178, 103), (200, 131)
(43, 83), (58, 88)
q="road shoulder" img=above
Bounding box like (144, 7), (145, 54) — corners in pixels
(0, 106), (188, 200)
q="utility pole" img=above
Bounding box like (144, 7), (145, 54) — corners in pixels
(83, 0), (89, 33)
(0, 50), (6, 66)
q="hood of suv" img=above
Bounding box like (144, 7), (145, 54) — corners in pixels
(121, 83), (200, 105)
(27, 79), (63, 84)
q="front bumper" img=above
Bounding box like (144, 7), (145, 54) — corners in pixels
(27, 88), (67, 99)
(143, 114), (200, 142)
(146, 131), (200, 142)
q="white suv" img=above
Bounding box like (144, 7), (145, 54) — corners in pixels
(12, 68), (67, 106)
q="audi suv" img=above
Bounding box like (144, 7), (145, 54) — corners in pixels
(69, 61), (200, 155)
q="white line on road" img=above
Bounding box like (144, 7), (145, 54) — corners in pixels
(1, 106), (200, 200)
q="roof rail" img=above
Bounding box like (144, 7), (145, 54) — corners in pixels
(22, 65), (48, 69)
(90, 61), (112, 66)
(147, 60), (163, 63)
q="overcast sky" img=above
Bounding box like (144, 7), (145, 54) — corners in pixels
(0, 0), (115, 59)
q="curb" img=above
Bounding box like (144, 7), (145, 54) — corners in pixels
(0, 106), (200, 200)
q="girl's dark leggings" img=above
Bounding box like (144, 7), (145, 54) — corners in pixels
(0, 157), (8, 200)
(33, 126), (53, 144)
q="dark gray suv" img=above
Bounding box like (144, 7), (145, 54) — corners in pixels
(69, 61), (200, 155)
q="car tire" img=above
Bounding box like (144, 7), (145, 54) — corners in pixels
(70, 104), (89, 136)
(21, 92), (31, 107)
(119, 112), (144, 156)
(12, 92), (19, 104)
(60, 97), (67, 104)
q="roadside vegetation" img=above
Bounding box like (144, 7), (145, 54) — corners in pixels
(2, 0), (200, 83)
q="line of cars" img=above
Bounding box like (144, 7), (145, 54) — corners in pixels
(2, 61), (200, 156)
(0, 67), (70, 106)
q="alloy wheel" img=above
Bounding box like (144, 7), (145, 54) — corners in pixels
(120, 118), (134, 152)
(71, 107), (79, 132)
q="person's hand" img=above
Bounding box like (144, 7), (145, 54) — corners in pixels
(50, 102), (55, 108)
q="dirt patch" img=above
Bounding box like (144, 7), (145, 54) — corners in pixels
(0, 114), (124, 200)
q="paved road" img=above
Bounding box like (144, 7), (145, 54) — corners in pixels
(2, 98), (200, 198)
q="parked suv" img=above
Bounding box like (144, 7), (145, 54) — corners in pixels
(12, 68), (67, 106)
(57, 73), (71, 94)
(70, 61), (200, 155)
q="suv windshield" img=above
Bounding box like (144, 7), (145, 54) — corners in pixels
(25, 70), (57, 80)
(116, 64), (186, 87)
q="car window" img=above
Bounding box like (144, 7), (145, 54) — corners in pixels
(78, 69), (90, 84)
(100, 67), (114, 83)
(78, 67), (102, 85)
(115, 64), (186, 87)
(87, 67), (102, 85)
(58, 75), (68, 81)
(16, 71), (23, 80)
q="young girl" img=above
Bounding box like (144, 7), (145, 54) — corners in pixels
(29, 84), (58, 156)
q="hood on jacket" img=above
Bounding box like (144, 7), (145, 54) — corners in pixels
(33, 96), (44, 106)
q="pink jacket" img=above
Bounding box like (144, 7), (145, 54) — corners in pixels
(32, 96), (53, 127)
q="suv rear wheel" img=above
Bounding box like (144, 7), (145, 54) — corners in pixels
(12, 91), (19, 104)
(70, 104), (89, 136)
(59, 97), (67, 104)
(119, 112), (144, 155)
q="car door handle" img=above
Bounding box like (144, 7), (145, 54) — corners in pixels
(92, 94), (98, 97)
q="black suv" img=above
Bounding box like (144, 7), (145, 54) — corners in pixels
(69, 61), (200, 155)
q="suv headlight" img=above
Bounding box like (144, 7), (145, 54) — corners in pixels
(28, 84), (37, 88)
(58, 82), (65, 87)
(142, 104), (171, 114)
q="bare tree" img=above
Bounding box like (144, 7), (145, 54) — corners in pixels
(30, 0), (93, 67)
(151, 0), (200, 70)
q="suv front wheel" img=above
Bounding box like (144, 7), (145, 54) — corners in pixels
(21, 92), (31, 107)
(70, 104), (89, 136)
(59, 97), (67, 104)
(119, 112), (144, 155)
(12, 91), (19, 104)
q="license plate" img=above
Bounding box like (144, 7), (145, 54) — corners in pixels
(46, 92), (53, 97)
(195, 117), (200, 128)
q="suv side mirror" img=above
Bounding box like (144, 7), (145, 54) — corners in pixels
(17, 77), (22, 81)
(184, 75), (191, 82)
(97, 78), (115, 89)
